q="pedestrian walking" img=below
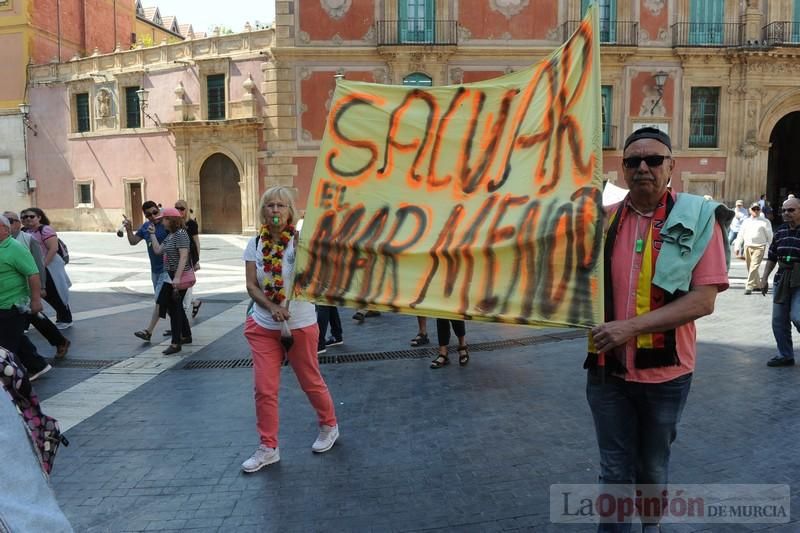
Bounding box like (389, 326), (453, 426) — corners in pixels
(20, 207), (72, 329)
(760, 196), (800, 367)
(147, 208), (193, 355)
(4, 211), (70, 359)
(733, 203), (772, 295)
(316, 304), (343, 355)
(0, 215), (52, 381)
(124, 201), (168, 342)
(586, 128), (728, 531)
(728, 199), (747, 244)
(430, 319), (469, 368)
(241, 186), (339, 473)
(175, 200), (202, 321)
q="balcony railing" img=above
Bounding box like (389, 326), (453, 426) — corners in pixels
(376, 20), (458, 46)
(672, 22), (743, 47)
(602, 125), (617, 150)
(561, 20), (638, 46)
(764, 21), (800, 47)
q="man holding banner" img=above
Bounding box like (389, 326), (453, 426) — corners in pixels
(586, 128), (729, 531)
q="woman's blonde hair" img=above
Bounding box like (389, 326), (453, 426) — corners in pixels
(258, 186), (297, 226)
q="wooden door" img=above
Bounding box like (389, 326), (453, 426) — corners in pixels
(129, 183), (143, 228)
(199, 153), (242, 234)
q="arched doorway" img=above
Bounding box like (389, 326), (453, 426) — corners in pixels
(199, 153), (241, 234)
(767, 111), (800, 213)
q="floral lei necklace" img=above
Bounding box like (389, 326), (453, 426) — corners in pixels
(259, 224), (295, 304)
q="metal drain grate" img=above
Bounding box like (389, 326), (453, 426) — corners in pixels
(181, 329), (586, 370)
(50, 359), (118, 369)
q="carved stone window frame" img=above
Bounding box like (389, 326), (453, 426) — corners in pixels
(0, 0), (12, 11)
(74, 179), (95, 208)
(67, 79), (94, 134)
(114, 71), (145, 130)
(197, 58), (230, 121)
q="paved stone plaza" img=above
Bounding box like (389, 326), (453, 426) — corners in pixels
(21, 233), (800, 532)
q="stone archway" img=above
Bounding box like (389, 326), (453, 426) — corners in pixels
(199, 153), (242, 234)
(767, 111), (800, 211)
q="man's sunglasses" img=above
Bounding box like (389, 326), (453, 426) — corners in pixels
(175, 206), (186, 211)
(622, 155), (671, 169)
(146, 210), (160, 217)
(783, 208), (796, 213)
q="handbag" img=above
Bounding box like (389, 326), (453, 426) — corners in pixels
(174, 267), (196, 290)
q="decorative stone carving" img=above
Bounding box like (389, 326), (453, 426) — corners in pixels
(332, 33), (343, 45)
(489, 0), (530, 19)
(362, 25), (376, 44)
(298, 31), (311, 44)
(242, 74), (255, 95)
(174, 81), (186, 103)
(546, 26), (560, 41)
(301, 129), (313, 141)
(320, 0), (352, 20)
(450, 68), (464, 84)
(457, 25), (472, 42)
(373, 68), (388, 84)
(299, 103), (308, 114)
(739, 130), (762, 158)
(639, 84), (665, 117)
(96, 89), (112, 118)
(644, 0), (665, 16)
(500, 31), (513, 41)
(299, 67), (311, 80)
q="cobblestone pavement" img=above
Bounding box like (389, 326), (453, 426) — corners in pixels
(23, 233), (800, 532)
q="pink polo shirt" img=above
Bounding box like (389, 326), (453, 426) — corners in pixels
(608, 196), (729, 383)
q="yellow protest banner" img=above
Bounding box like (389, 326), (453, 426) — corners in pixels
(294, 6), (603, 328)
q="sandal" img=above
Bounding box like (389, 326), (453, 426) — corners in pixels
(430, 354), (449, 369)
(458, 345), (469, 366)
(410, 333), (430, 347)
(352, 311), (365, 322)
(191, 301), (202, 318)
(134, 329), (152, 342)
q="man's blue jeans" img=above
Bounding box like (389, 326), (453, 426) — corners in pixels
(586, 372), (692, 532)
(772, 285), (800, 359)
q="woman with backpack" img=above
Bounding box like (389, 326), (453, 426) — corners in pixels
(21, 208), (72, 329)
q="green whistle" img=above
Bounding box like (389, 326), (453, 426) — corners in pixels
(272, 216), (280, 224)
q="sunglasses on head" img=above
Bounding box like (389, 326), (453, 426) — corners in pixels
(622, 155), (671, 169)
(21, 214), (37, 219)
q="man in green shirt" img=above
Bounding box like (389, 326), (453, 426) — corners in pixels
(0, 215), (51, 380)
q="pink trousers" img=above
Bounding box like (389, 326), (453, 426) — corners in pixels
(244, 317), (337, 448)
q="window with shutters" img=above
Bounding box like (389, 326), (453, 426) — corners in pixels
(207, 74), (226, 120)
(689, 87), (720, 148)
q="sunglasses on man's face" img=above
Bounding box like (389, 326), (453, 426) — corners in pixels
(175, 206), (186, 211)
(146, 210), (160, 217)
(783, 208), (796, 213)
(622, 155), (671, 169)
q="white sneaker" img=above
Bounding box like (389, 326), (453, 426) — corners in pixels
(241, 445), (280, 473)
(56, 322), (72, 330)
(29, 364), (53, 382)
(311, 424), (339, 453)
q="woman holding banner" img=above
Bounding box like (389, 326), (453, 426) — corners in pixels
(430, 318), (469, 368)
(241, 186), (339, 473)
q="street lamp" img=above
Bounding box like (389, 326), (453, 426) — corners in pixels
(136, 88), (161, 126)
(18, 103), (37, 136)
(650, 70), (669, 115)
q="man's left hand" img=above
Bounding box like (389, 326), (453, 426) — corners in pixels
(30, 299), (43, 315)
(591, 320), (636, 353)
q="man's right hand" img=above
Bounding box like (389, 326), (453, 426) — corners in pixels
(30, 299), (43, 315)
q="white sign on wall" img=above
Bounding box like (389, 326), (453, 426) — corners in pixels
(0, 157), (11, 174)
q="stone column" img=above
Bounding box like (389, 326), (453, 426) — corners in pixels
(741, 1), (763, 44)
